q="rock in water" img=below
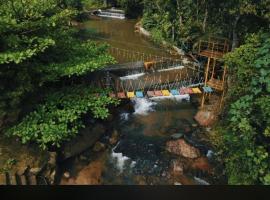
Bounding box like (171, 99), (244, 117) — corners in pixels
(29, 167), (42, 175)
(63, 172), (70, 179)
(171, 133), (184, 140)
(166, 139), (200, 159)
(191, 157), (212, 173)
(194, 110), (217, 127)
(60, 123), (106, 160)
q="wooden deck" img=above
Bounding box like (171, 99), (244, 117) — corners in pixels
(207, 78), (224, 91)
(199, 50), (225, 59)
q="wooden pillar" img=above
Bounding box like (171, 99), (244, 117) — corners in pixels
(211, 59), (217, 79)
(221, 65), (227, 89)
(204, 57), (211, 86)
(201, 92), (206, 108)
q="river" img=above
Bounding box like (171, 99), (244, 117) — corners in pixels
(58, 17), (222, 185)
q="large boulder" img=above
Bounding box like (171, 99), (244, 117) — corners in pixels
(191, 157), (212, 173)
(166, 139), (200, 159)
(60, 156), (105, 185)
(194, 110), (217, 127)
(60, 123), (106, 160)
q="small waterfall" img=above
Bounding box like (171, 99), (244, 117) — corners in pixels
(120, 73), (145, 80)
(111, 143), (130, 172)
(206, 150), (214, 159)
(120, 113), (130, 121)
(132, 98), (157, 116)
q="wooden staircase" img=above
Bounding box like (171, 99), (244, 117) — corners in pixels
(0, 171), (48, 185)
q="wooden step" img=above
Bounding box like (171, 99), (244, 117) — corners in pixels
(17, 174), (27, 185)
(9, 175), (17, 185)
(0, 173), (7, 185)
(28, 175), (37, 185)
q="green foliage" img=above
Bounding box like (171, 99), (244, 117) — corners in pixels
(0, 0), (118, 150)
(7, 86), (119, 149)
(0, 0), (115, 116)
(0, 158), (17, 173)
(219, 33), (270, 185)
(116, 0), (143, 18)
(140, 0), (269, 51)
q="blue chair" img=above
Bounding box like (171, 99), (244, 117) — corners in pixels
(136, 91), (144, 98)
(170, 89), (180, 96)
(203, 86), (213, 93)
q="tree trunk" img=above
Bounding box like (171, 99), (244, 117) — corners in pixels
(232, 15), (240, 50)
(202, 6), (208, 33)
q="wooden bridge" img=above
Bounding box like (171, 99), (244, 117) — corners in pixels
(93, 37), (230, 104)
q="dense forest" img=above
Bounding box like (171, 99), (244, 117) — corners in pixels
(1, 0), (270, 185)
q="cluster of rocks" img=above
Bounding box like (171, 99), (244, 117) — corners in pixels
(165, 136), (213, 184)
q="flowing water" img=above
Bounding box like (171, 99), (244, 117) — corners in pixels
(59, 17), (220, 185)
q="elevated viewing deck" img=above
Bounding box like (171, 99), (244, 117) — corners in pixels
(198, 37), (230, 60)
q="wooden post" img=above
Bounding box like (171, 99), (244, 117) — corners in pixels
(211, 59), (216, 79)
(204, 57), (211, 86)
(221, 65), (227, 89)
(201, 92), (206, 108)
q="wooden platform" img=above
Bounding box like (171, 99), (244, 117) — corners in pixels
(199, 50), (225, 59)
(207, 78), (224, 91)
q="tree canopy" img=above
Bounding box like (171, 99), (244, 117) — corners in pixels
(0, 0), (117, 149)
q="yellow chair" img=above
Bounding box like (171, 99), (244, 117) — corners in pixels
(162, 90), (170, 96)
(127, 91), (135, 98)
(192, 88), (202, 94)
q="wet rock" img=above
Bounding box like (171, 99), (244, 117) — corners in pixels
(171, 133), (184, 140)
(61, 123), (106, 160)
(93, 142), (106, 152)
(48, 152), (57, 166)
(166, 139), (200, 159)
(109, 130), (119, 145)
(171, 159), (184, 175)
(63, 172), (70, 179)
(194, 110), (217, 127)
(61, 155), (105, 185)
(191, 157), (212, 173)
(29, 167), (42, 175)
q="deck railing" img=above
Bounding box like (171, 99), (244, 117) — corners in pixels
(198, 37), (230, 56)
